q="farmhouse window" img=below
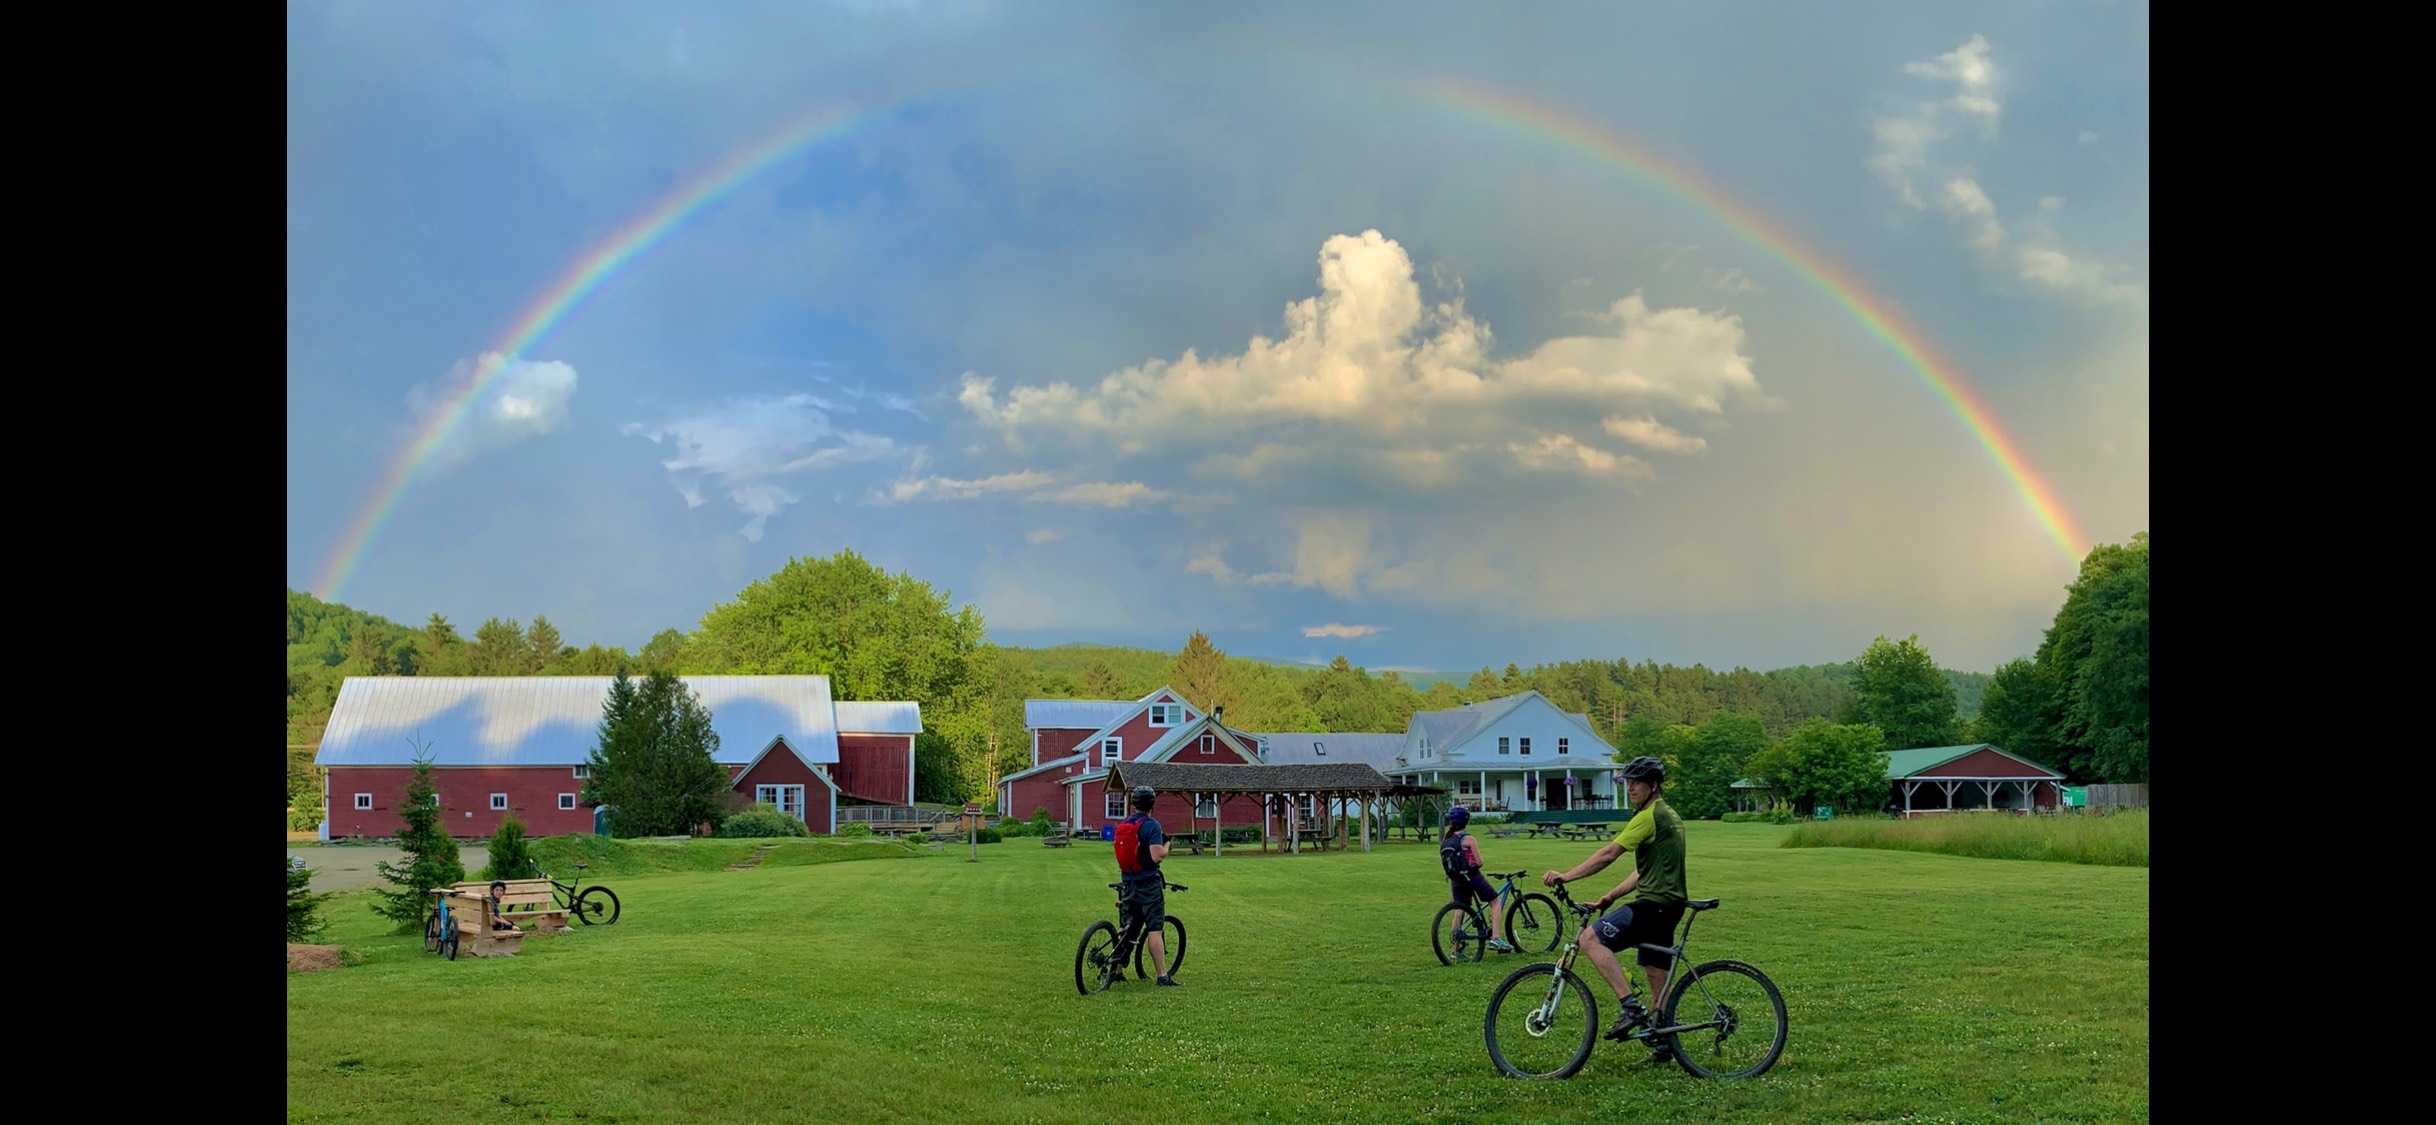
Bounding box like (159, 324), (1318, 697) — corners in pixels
(1499, 737), (1511, 755)
(354, 793), (372, 810)
(559, 794), (576, 811)
(1519, 737), (1532, 756)
(1105, 792), (1128, 819)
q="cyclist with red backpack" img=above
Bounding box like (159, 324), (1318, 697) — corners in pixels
(1442, 805), (1515, 953)
(1112, 785), (1180, 987)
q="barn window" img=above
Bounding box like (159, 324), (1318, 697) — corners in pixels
(1105, 791), (1128, 819)
(1150, 704), (1176, 726)
(572, 765), (588, 779)
(559, 794), (576, 811)
(1313, 741), (1326, 757)
(491, 794), (509, 811)
(1200, 735), (1215, 755)
(354, 793), (372, 810)
(1103, 738), (1122, 762)
(1196, 793), (1218, 818)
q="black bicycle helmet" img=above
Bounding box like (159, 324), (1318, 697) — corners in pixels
(1620, 755), (1666, 782)
(1130, 785), (1157, 810)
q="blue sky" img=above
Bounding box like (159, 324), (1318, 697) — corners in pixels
(286, 1), (2148, 675)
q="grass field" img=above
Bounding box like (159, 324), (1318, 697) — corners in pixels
(287, 823), (2149, 1124)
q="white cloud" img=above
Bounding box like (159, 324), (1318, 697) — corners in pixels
(622, 393), (897, 540)
(1601, 415), (1709, 455)
(1869, 35), (2001, 211)
(958, 230), (1769, 493)
(1939, 177), (2008, 250)
(1303, 623), (1384, 638)
(1025, 528), (1065, 545)
(871, 470), (1165, 508)
(1705, 267), (1764, 294)
(1031, 481), (1167, 508)
(2078, 130), (2101, 146)
(406, 353), (578, 469)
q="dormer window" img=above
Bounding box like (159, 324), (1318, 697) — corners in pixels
(1314, 741), (1326, 757)
(1149, 703), (1177, 727)
(1558, 738), (1570, 756)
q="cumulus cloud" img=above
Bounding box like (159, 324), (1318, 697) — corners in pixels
(1025, 527), (1065, 544)
(1706, 267), (1764, 294)
(2078, 130), (2101, 146)
(958, 230), (1770, 494)
(1303, 623), (1384, 639)
(407, 353), (578, 469)
(622, 393), (897, 540)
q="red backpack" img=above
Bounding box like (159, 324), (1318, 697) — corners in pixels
(1113, 813), (1152, 875)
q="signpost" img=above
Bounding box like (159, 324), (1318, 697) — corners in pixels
(965, 802), (982, 862)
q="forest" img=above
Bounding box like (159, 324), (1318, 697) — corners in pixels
(288, 532), (2145, 823)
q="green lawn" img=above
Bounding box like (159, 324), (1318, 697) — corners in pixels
(287, 824), (2148, 1124)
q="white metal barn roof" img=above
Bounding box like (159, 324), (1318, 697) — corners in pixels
(314, 676), (856, 767)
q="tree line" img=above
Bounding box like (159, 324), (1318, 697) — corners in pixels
(285, 532), (2144, 821)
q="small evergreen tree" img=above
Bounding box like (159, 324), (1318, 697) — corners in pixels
(585, 669), (731, 837)
(371, 743), (467, 932)
(287, 859), (331, 942)
(481, 813), (534, 882)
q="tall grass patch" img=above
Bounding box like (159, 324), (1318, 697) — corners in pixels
(1782, 810), (2147, 867)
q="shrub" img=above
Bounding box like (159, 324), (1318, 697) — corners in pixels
(995, 818), (1029, 837)
(976, 827), (1005, 844)
(481, 814), (537, 880)
(719, 805), (813, 839)
(1029, 807), (1053, 835)
(287, 858), (332, 942)
(837, 820), (874, 838)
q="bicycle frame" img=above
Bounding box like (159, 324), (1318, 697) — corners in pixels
(1531, 882), (1732, 1043)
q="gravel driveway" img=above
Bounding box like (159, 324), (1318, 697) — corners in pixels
(287, 842), (492, 894)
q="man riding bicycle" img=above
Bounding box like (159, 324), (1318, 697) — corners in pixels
(1542, 755), (1687, 1063)
(1441, 804), (1514, 952)
(1113, 784), (1180, 987)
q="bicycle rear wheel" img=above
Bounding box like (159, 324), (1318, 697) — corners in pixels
(575, 886), (620, 925)
(1074, 920), (1121, 995)
(1660, 959), (1787, 1079)
(1132, 915), (1186, 980)
(1433, 903), (1486, 965)
(424, 911), (443, 954)
(1503, 893), (1564, 954)
(1484, 962), (1598, 1079)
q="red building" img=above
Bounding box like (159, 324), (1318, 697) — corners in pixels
(316, 676), (922, 838)
(998, 687), (1266, 832)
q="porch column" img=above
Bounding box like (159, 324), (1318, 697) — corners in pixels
(1361, 795), (1371, 853)
(1214, 793), (1223, 857)
(1903, 780), (1914, 818)
(1479, 770), (1487, 812)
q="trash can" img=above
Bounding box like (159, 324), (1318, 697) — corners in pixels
(1101, 824), (1116, 842)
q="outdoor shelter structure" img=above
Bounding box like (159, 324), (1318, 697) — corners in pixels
(1103, 761), (1434, 855)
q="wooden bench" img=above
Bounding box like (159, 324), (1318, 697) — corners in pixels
(449, 880), (572, 937)
(431, 889), (529, 958)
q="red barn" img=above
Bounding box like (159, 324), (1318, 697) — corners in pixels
(315, 676), (922, 838)
(997, 687), (1264, 831)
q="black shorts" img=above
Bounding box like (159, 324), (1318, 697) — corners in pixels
(1591, 899), (1686, 969)
(1118, 877), (1166, 933)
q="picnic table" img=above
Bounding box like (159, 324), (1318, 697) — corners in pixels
(1525, 822), (1565, 839)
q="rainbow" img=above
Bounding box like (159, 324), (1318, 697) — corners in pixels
(312, 98), (901, 602)
(1429, 79), (2087, 563)
(315, 77), (2088, 601)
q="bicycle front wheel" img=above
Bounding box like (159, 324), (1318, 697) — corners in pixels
(1074, 920), (1121, 995)
(1661, 959), (1788, 1079)
(424, 911), (443, 954)
(1484, 962), (1598, 1079)
(1433, 903), (1486, 966)
(1503, 893), (1564, 954)
(1132, 915), (1186, 980)
(575, 886), (620, 925)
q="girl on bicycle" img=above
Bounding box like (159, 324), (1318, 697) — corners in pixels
(1441, 806), (1513, 952)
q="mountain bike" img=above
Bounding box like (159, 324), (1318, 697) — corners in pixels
(1074, 880), (1188, 994)
(529, 859), (621, 925)
(1483, 881), (1787, 1080)
(423, 890), (465, 961)
(1433, 869), (1564, 965)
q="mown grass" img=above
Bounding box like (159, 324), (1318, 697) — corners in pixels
(521, 833), (933, 876)
(1783, 810), (2149, 867)
(289, 824), (2147, 1124)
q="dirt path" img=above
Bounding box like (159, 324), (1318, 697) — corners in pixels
(287, 842), (492, 894)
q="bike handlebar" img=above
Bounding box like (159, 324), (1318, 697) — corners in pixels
(1105, 881), (1189, 891)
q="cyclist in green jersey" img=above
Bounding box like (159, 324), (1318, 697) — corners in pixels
(1542, 755), (1688, 1062)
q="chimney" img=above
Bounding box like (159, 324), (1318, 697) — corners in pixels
(1213, 705), (1224, 725)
